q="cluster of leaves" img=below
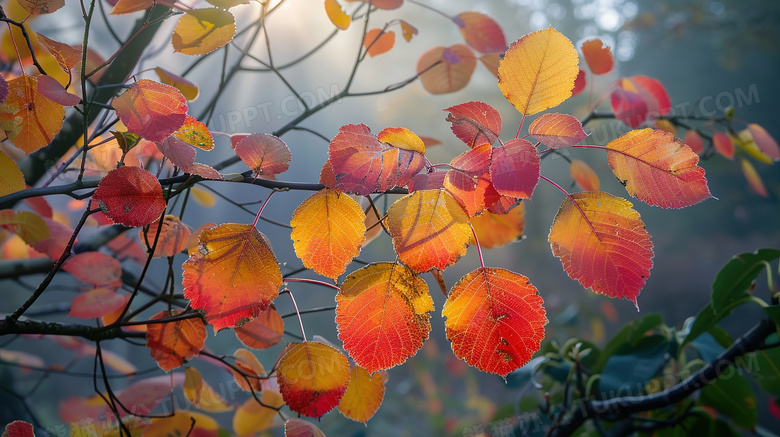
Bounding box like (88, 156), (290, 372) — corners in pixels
(0, 0), (778, 436)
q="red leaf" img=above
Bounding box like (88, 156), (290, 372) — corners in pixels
(611, 76), (671, 128)
(328, 123), (425, 195)
(113, 79), (188, 141)
(416, 44), (476, 94)
(581, 38), (614, 75)
(470, 202), (525, 249)
(571, 69), (586, 97)
(549, 192), (654, 306)
(445, 101), (501, 148)
(454, 12), (507, 54)
(528, 113), (588, 149)
(278, 341), (350, 418)
(489, 139), (540, 199)
(610, 88), (648, 129)
(62, 251), (122, 287)
(233, 133), (292, 176)
(93, 166), (167, 227)
(712, 131), (734, 160)
(4, 421), (34, 437)
(69, 288), (127, 319)
(606, 128), (713, 209)
(684, 130), (704, 155)
(443, 268), (547, 378)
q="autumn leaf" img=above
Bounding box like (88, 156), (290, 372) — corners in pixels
(291, 188), (365, 280)
(684, 130), (704, 155)
(17, 0), (64, 15)
(182, 223), (283, 331)
(442, 267), (547, 378)
(37, 33), (82, 72)
(110, 0), (156, 14)
(325, 0), (351, 30)
(285, 418), (326, 437)
(207, 0), (251, 8)
(172, 8), (236, 56)
(277, 341), (351, 418)
(183, 367), (232, 412)
(746, 124), (780, 161)
(234, 306), (284, 349)
(400, 20), (418, 42)
(455, 12), (508, 54)
(328, 123), (426, 195)
(376, 127), (425, 154)
(233, 391), (284, 436)
(146, 309), (207, 372)
(741, 158), (768, 197)
(417, 44), (476, 94)
(445, 101), (501, 148)
(363, 28), (395, 57)
(35, 75), (80, 106)
(92, 166), (167, 227)
(528, 113), (587, 149)
(606, 128), (713, 208)
(712, 131), (734, 160)
(68, 288), (126, 319)
(140, 214), (192, 258)
(113, 79), (188, 142)
(233, 133), (292, 176)
(0, 150), (25, 197)
(231, 348), (266, 392)
(611, 76), (671, 128)
(338, 366), (385, 423)
(498, 27), (579, 116)
(548, 192), (653, 306)
(570, 159), (600, 191)
(155, 67), (199, 101)
(144, 411), (219, 437)
(0, 75), (65, 155)
(63, 251), (122, 287)
(470, 202), (525, 249)
(3, 421), (35, 437)
(336, 262), (433, 373)
(571, 69), (586, 97)
(157, 135), (221, 179)
(0, 210), (50, 244)
(173, 115), (213, 151)
(581, 38), (614, 75)
(386, 189), (472, 272)
(490, 139), (540, 199)
(443, 144), (495, 216)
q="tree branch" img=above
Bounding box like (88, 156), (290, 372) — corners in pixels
(0, 319), (145, 341)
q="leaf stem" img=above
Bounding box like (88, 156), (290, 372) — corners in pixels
(282, 289), (307, 342)
(470, 223), (485, 269)
(283, 277), (341, 292)
(252, 190), (277, 228)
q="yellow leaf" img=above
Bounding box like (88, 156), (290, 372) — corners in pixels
(377, 127), (426, 154)
(325, 0), (351, 30)
(0, 150), (25, 197)
(0, 75), (65, 155)
(0, 210), (50, 244)
(190, 186), (216, 207)
(470, 202), (525, 249)
(172, 8), (236, 56)
(183, 367), (232, 412)
(155, 67), (199, 101)
(233, 391), (284, 437)
(290, 188), (366, 280)
(338, 366), (385, 423)
(498, 27), (579, 116)
(144, 411), (218, 437)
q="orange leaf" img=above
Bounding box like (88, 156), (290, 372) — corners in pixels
(712, 131), (734, 160)
(113, 79), (187, 142)
(182, 224), (282, 331)
(416, 44), (476, 94)
(498, 27), (579, 116)
(93, 166), (167, 227)
(377, 127), (425, 154)
(344, 0), (402, 8)
(0, 150), (25, 197)
(37, 33), (82, 72)
(490, 139), (540, 199)
(146, 310), (206, 372)
(183, 367), (232, 412)
(17, 0), (64, 15)
(455, 12), (507, 54)
(231, 348), (266, 392)
(548, 192), (653, 306)
(741, 158), (768, 197)
(479, 53), (500, 77)
(325, 0), (351, 30)
(654, 119), (676, 135)
(328, 123), (426, 195)
(571, 69), (586, 97)
(746, 124), (780, 161)
(69, 288), (126, 319)
(0, 349), (44, 372)
(172, 8), (236, 56)
(581, 38), (613, 75)
(684, 130), (704, 155)
(570, 159), (600, 191)
(155, 67), (200, 101)
(338, 365), (385, 423)
(445, 101), (501, 148)
(443, 144), (494, 216)
(139, 214), (192, 258)
(442, 267), (547, 378)
(0, 75), (65, 155)
(386, 189), (471, 272)
(233, 391), (284, 436)
(62, 251), (122, 287)
(285, 418), (326, 437)
(144, 411), (218, 437)
(235, 306), (284, 349)
(470, 202), (525, 249)
(278, 341), (350, 418)
(187, 223), (216, 256)
(336, 262), (433, 373)
(400, 20), (418, 42)
(111, 0), (155, 14)
(363, 29), (395, 57)
(291, 188), (366, 280)
(606, 128), (713, 208)
(528, 113), (587, 149)
(233, 133), (292, 176)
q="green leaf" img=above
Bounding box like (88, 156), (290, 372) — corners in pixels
(598, 335), (672, 397)
(711, 248), (780, 315)
(763, 305), (780, 326)
(690, 332), (725, 363)
(700, 370), (758, 429)
(505, 356), (547, 388)
(741, 336), (780, 394)
(683, 298), (750, 346)
(593, 313), (664, 372)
